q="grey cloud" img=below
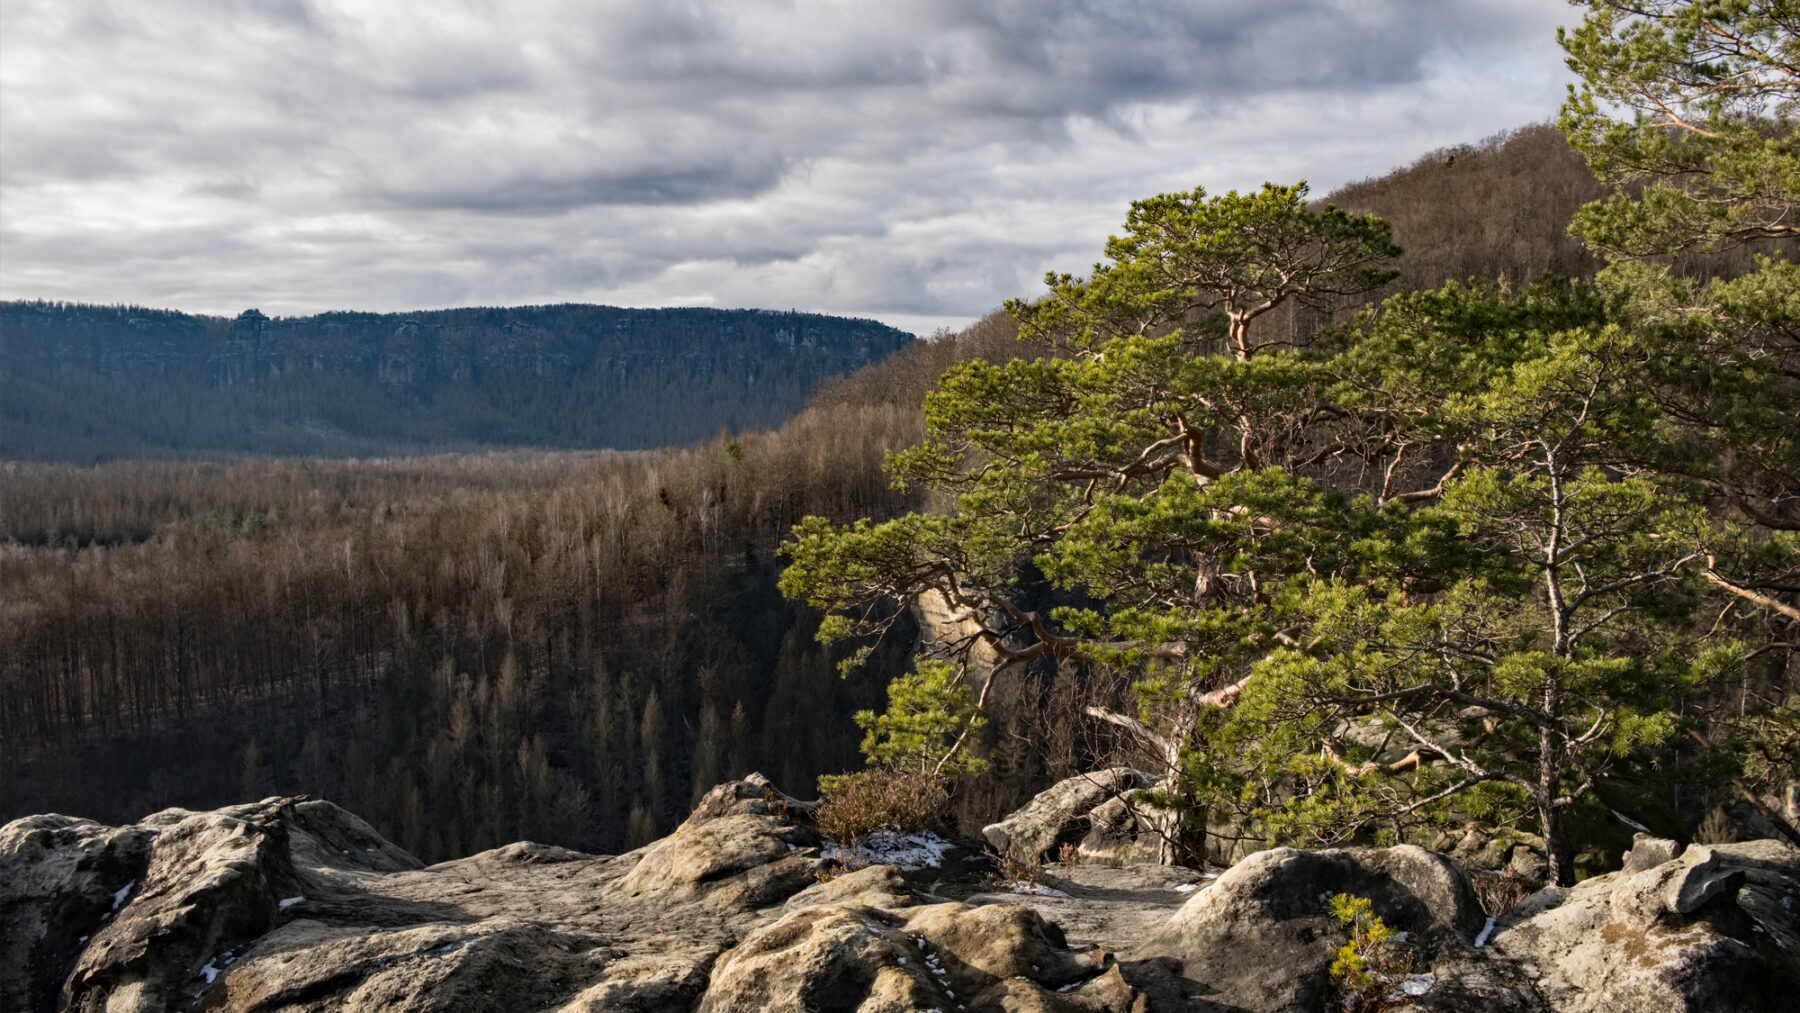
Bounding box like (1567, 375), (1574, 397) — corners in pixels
(1, 0), (1577, 327)
(377, 158), (793, 214)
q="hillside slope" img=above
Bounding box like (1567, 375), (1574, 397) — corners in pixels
(0, 302), (913, 461)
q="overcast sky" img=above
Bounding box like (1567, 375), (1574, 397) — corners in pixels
(1, 0), (1579, 336)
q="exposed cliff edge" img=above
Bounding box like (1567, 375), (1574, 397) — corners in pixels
(4, 774), (1797, 1012)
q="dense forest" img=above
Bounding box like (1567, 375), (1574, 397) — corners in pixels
(0, 303), (912, 462)
(0, 314), (1028, 859)
(4, 100), (1792, 869)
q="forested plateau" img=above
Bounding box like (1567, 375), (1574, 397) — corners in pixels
(2, 120), (1792, 868)
(0, 302), (913, 461)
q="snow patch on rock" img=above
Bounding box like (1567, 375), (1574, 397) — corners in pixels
(821, 830), (952, 871)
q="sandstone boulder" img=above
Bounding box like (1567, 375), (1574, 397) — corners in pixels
(1076, 794), (1172, 866)
(614, 812), (820, 910)
(1491, 835), (1800, 1012)
(1068, 791), (1265, 868)
(983, 768), (1153, 863)
(782, 863), (911, 911)
(2, 776), (1150, 1012)
(15, 774), (1794, 1013)
(63, 798), (309, 1013)
(679, 770), (816, 827)
(1446, 826), (1551, 882)
(1140, 844), (1494, 1011)
(0, 814), (158, 1013)
(700, 900), (1130, 1012)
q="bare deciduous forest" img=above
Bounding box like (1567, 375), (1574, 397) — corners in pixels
(0, 313), (1028, 859)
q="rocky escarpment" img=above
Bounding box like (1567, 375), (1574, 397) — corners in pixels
(5, 774), (1798, 1012)
(2, 777), (1129, 1013)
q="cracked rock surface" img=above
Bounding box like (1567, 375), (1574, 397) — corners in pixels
(3, 776), (1140, 1013)
(1489, 835), (1800, 1013)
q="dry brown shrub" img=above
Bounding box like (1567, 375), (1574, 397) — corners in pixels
(1470, 867), (1541, 918)
(815, 768), (950, 844)
(984, 847), (1048, 890)
(1695, 806), (1738, 845)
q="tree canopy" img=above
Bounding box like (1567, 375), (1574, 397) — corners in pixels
(1560, 0), (1799, 255)
(782, 0), (1797, 886)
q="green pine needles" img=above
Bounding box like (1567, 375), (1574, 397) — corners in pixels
(1328, 893), (1420, 1011)
(853, 660), (989, 778)
(781, 0), (1798, 885)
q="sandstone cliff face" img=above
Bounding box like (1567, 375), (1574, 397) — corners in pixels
(4, 774), (1797, 1012)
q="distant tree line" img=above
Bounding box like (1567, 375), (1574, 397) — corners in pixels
(1, 303), (912, 462)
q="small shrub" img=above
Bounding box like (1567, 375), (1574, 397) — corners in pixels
(1695, 805), (1737, 845)
(1328, 893), (1421, 1011)
(815, 767), (950, 845)
(1056, 842), (1082, 867)
(851, 661), (990, 778)
(1470, 867), (1540, 918)
(983, 847), (1048, 890)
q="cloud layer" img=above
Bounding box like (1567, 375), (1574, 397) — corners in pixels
(1, 0), (1577, 334)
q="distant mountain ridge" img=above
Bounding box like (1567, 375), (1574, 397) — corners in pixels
(0, 302), (914, 461)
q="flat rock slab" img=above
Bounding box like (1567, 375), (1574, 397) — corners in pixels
(965, 862), (1210, 958)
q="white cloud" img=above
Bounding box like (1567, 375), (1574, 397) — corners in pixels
(0, 0), (1579, 333)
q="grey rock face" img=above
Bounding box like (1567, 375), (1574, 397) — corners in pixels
(62, 801), (301, 1012)
(1, 777), (1145, 1013)
(1491, 836), (1800, 1013)
(10, 775), (1796, 1013)
(0, 814), (157, 1013)
(1445, 826), (1552, 882)
(1078, 794), (1172, 866)
(982, 768), (1153, 863)
(1617, 832), (1681, 875)
(699, 900), (1127, 1012)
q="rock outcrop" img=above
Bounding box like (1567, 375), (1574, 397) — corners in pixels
(981, 768), (1153, 863)
(0, 815), (159, 1012)
(2, 776), (1138, 1012)
(1136, 844), (1532, 1011)
(1489, 834), (1800, 1012)
(6, 774), (1797, 1012)
(1442, 826), (1552, 883)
